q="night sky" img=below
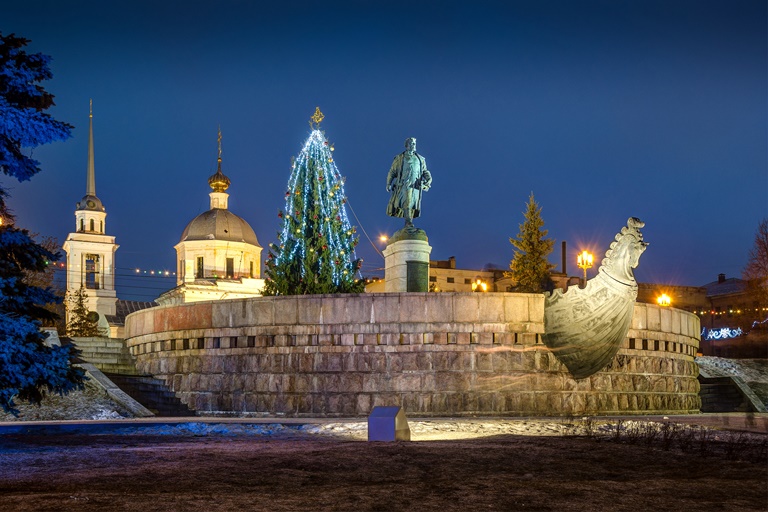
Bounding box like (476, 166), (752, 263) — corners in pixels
(3, 1), (766, 301)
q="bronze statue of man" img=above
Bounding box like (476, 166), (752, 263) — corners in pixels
(386, 137), (432, 227)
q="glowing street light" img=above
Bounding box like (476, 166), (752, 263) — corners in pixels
(471, 278), (488, 292)
(657, 294), (671, 307)
(577, 250), (593, 288)
(379, 234), (388, 244)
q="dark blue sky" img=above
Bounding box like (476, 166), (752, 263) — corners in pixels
(3, 0), (766, 301)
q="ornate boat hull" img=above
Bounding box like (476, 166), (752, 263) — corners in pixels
(542, 217), (647, 380)
(542, 271), (637, 379)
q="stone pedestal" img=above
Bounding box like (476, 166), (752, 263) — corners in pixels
(383, 228), (432, 292)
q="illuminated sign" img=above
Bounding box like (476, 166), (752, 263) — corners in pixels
(701, 327), (743, 340)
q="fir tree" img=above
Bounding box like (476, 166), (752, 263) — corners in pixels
(506, 193), (555, 293)
(0, 33), (83, 415)
(66, 287), (102, 337)
(1, 33), (72, 182)
(264, 111), (364, 295)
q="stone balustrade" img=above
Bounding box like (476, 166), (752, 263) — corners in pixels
(124, 293), (701, 416)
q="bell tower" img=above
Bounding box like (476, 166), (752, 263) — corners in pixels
(62, 101), (119, 328)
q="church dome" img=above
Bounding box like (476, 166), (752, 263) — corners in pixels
(180, 209), (260, 246)
(208, 166), (230, 192)
(76, 194), (105, 211)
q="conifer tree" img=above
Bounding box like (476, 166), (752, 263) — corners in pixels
(66, 287), (102, 337)
(0, 32), (84, 415)
(506, 193), (555, 293)
(264, 109), (364, 295)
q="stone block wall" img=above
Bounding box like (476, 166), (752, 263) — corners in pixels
(124, 293), (701, 417)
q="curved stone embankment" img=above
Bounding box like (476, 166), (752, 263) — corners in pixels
(124, 293), (701, 417)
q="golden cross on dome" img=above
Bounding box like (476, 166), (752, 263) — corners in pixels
(217, 126), (222, 160)
(310, 107), (324, 126)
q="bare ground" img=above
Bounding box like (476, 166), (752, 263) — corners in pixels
(0, 423), (766, 512)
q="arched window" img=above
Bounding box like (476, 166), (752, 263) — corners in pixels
(80, 219), (84, 232)
(100, 220), (103, 233)
(89, 219), (95, 231)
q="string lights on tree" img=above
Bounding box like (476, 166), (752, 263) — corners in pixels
(263, 108), (364, 295)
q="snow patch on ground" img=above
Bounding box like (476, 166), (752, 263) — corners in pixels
(696, 357), (768, 383)
(0, 381), (132, 422)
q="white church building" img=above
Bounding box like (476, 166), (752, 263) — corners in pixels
(156, 129), (264, 305)
(63, 106), (264, 338)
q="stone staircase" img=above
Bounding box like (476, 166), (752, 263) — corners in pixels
(70, 336), (194, 417)
(70, 337), (139, 375)
(699, 377), (749, 412)
(698, 373), (767, 413)
(103, 374), (195, 417)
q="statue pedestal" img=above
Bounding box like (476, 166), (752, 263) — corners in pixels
(383, 228), (432, 292)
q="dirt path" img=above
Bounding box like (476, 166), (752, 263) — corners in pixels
(1, 429), (765, 512)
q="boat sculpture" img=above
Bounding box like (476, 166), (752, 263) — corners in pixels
(542, 217), (648, 379)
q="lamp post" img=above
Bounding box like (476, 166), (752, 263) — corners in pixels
(577, 250), (593, 288)
(471, 277), (488, 292)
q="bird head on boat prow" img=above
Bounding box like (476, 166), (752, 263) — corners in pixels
(600, 217), (648, 286)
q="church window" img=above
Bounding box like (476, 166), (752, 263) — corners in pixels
(196, 257), (204, 278)
(249, 261), (254, 278)
(100, 220), (103, 233)
(80, 219), (84, 232)
(89, 219), (95, 231)
(226, 258), (234, 278)
(84, 254), (100, 290)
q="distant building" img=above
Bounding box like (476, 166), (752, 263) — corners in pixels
(365, 248), (579, 294)
(156, 130), (264, 305)
(638, 273), (767, 332)
(700, 273), (765, 330)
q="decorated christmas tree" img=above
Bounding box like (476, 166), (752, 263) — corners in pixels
(263, 108), (364, 295)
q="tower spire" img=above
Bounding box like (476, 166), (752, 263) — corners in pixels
(208, 127), (230, 210)
(86, 99), (96, 197)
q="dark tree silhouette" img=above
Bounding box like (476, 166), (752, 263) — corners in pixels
(0, 32), (83, 415)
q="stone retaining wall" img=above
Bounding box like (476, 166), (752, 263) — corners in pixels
(124, 293), (701, 416)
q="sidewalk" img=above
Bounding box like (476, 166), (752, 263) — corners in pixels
(1, 413), (766, 436)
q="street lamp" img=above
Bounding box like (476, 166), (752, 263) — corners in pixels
(577, 250), (593, 288)
(471, 278), (488, 292)
(657, 294), (671, 307)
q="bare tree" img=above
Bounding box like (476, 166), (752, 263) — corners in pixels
(743, 218), (768, 315)
(23, 234), (65, 329)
